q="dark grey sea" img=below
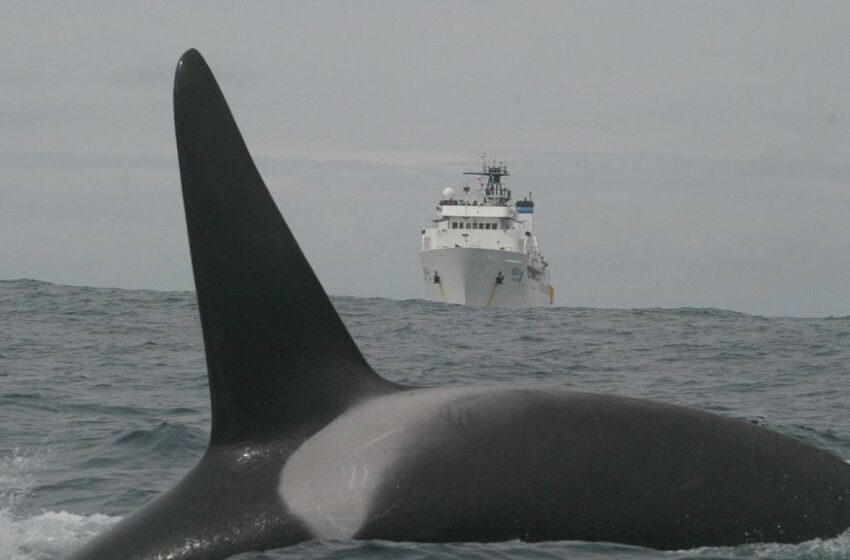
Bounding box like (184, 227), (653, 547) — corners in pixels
(1, 279), (848, 559)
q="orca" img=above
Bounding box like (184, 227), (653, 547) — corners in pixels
(68, 49), (850, 560)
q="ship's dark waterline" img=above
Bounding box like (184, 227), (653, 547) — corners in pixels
(1, 279), (848, 559)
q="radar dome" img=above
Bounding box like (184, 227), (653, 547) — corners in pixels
(441, 187), (455, 201)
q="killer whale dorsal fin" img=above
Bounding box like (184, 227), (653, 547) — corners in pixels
(174, 49), (395, 445)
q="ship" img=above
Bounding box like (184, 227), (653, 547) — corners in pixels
(420, 157), (554, 307)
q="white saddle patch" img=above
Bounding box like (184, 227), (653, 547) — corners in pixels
(279, 386), (497, 539)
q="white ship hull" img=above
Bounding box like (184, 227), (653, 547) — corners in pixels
(420, 248), (551, 308)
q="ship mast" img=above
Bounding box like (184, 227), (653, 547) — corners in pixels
(463, 154), (511, 205)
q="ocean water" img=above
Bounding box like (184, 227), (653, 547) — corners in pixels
(1, 278), (848, 560)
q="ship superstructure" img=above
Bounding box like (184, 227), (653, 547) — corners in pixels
(420, 158), (554, 307)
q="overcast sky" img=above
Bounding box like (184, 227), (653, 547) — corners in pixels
(2, 2), (848, 316)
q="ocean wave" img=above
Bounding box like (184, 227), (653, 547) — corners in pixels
(0, 448), (119, 560)
(0, 510), (119, 560)
(2, 280), (849, 559)
(225, 532), (850, 560)
(685, 530), (850, 560)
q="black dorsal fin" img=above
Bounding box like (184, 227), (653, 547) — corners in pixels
(173, 49), (396, 446)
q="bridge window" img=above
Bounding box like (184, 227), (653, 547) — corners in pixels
(465, 222), (471, 229)
(452, 222), (458, 229)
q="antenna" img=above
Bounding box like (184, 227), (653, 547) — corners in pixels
(462, 155), (511, 205)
